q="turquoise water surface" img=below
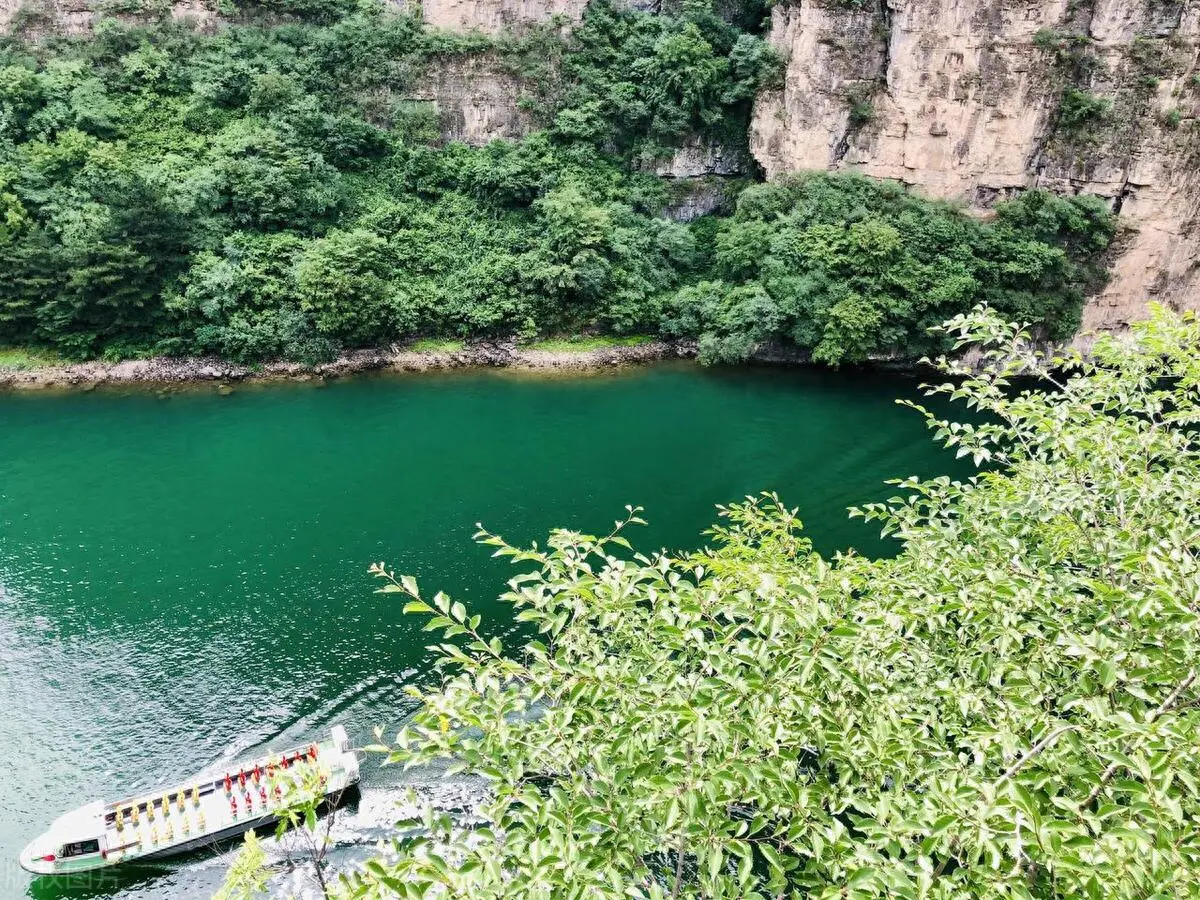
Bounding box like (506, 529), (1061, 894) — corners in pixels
(0, 363), (966, 898)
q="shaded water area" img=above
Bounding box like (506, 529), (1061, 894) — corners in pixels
(0, 362), (969, 898)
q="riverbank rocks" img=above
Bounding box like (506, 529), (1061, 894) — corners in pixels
(0, 341), (699, 391)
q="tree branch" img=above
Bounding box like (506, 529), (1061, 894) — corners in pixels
(996, 724), (1076, 785)
(1081, 669), (1197, 809)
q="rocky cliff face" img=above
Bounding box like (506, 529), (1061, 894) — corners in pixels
(0, 0), (217, 36)
(420, 0), (585, 33)
(751, 0), (1200, 340)
(0, 0), (580, 38)
(403, 52), (535, 145)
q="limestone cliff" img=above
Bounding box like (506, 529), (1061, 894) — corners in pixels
(0, 0), (581, 38)
(0, 0), (217, 36)
(419, 0), (585, 33)
(1039, 1), (1200, 338)
(751, 0), (1200, 340)
(403, 52), (535, 145)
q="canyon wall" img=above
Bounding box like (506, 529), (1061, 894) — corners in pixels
(2, 0), (1195, 337)
(402, 53), (535, 145)
(750, 0), (1200, 340)
(0, 0), (218, 35)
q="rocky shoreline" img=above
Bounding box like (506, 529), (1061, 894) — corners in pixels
(0, 339), (702, 391)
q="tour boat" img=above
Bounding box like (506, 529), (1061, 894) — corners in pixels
(19, 725), (360, 876)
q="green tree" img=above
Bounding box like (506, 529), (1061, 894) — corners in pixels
(223, 307), (1200, 898)
(0, 64), (43, 138)
(171, 232), (338, 363)
(551, 0), (781, 157)
(210, 122), (341, 229)
(672, 174), (1115, 365)
(2, 132), (193, 355)
(518, 181), (618, 318)
(636, 23), (728, 131)
(296, 227), (399, 343)
(662, 279), (779, 362)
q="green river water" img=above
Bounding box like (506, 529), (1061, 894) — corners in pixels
(0, 363), (965, 899)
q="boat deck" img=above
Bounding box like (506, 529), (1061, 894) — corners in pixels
(101, 742), (341, 863)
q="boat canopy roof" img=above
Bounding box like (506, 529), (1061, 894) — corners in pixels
(41, 802), (106, 847)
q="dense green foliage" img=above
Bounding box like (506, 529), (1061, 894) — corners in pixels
(1057, 88), (1111, 129)
(0, 1), (1113, 364)
(0, 0), (776, 360)
(524, 0), (779, 160)
(233, 308), (1200, 897)
(664, 175), (1115, 364)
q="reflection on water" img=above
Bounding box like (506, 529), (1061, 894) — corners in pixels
(0, 364), (966, 898)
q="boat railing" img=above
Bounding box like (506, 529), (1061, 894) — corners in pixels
(102, 742), (329, 823)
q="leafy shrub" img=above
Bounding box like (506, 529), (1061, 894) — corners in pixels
(1033, 27), (1090, 55)
(660, 173), (1114, 364)
(844, 83), (875, 127)
(1058, 87), (1111, 129)
(195, 305), (335, 363)
(547, 0), (782, 157)
(0, 64), (43, 138)
(210, 122), (342, 228)
(662, 279), (780, 362)
(296, 228), (400, 342)
(229, 0), (359, 24)
(847, 98), (874, 126)
(227, 308), (1200, 898)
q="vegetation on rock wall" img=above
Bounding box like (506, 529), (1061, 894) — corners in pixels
(509, 0), (781, 161)
(1032, 19), (1198, 175)
(0, 0), (1113, 365)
